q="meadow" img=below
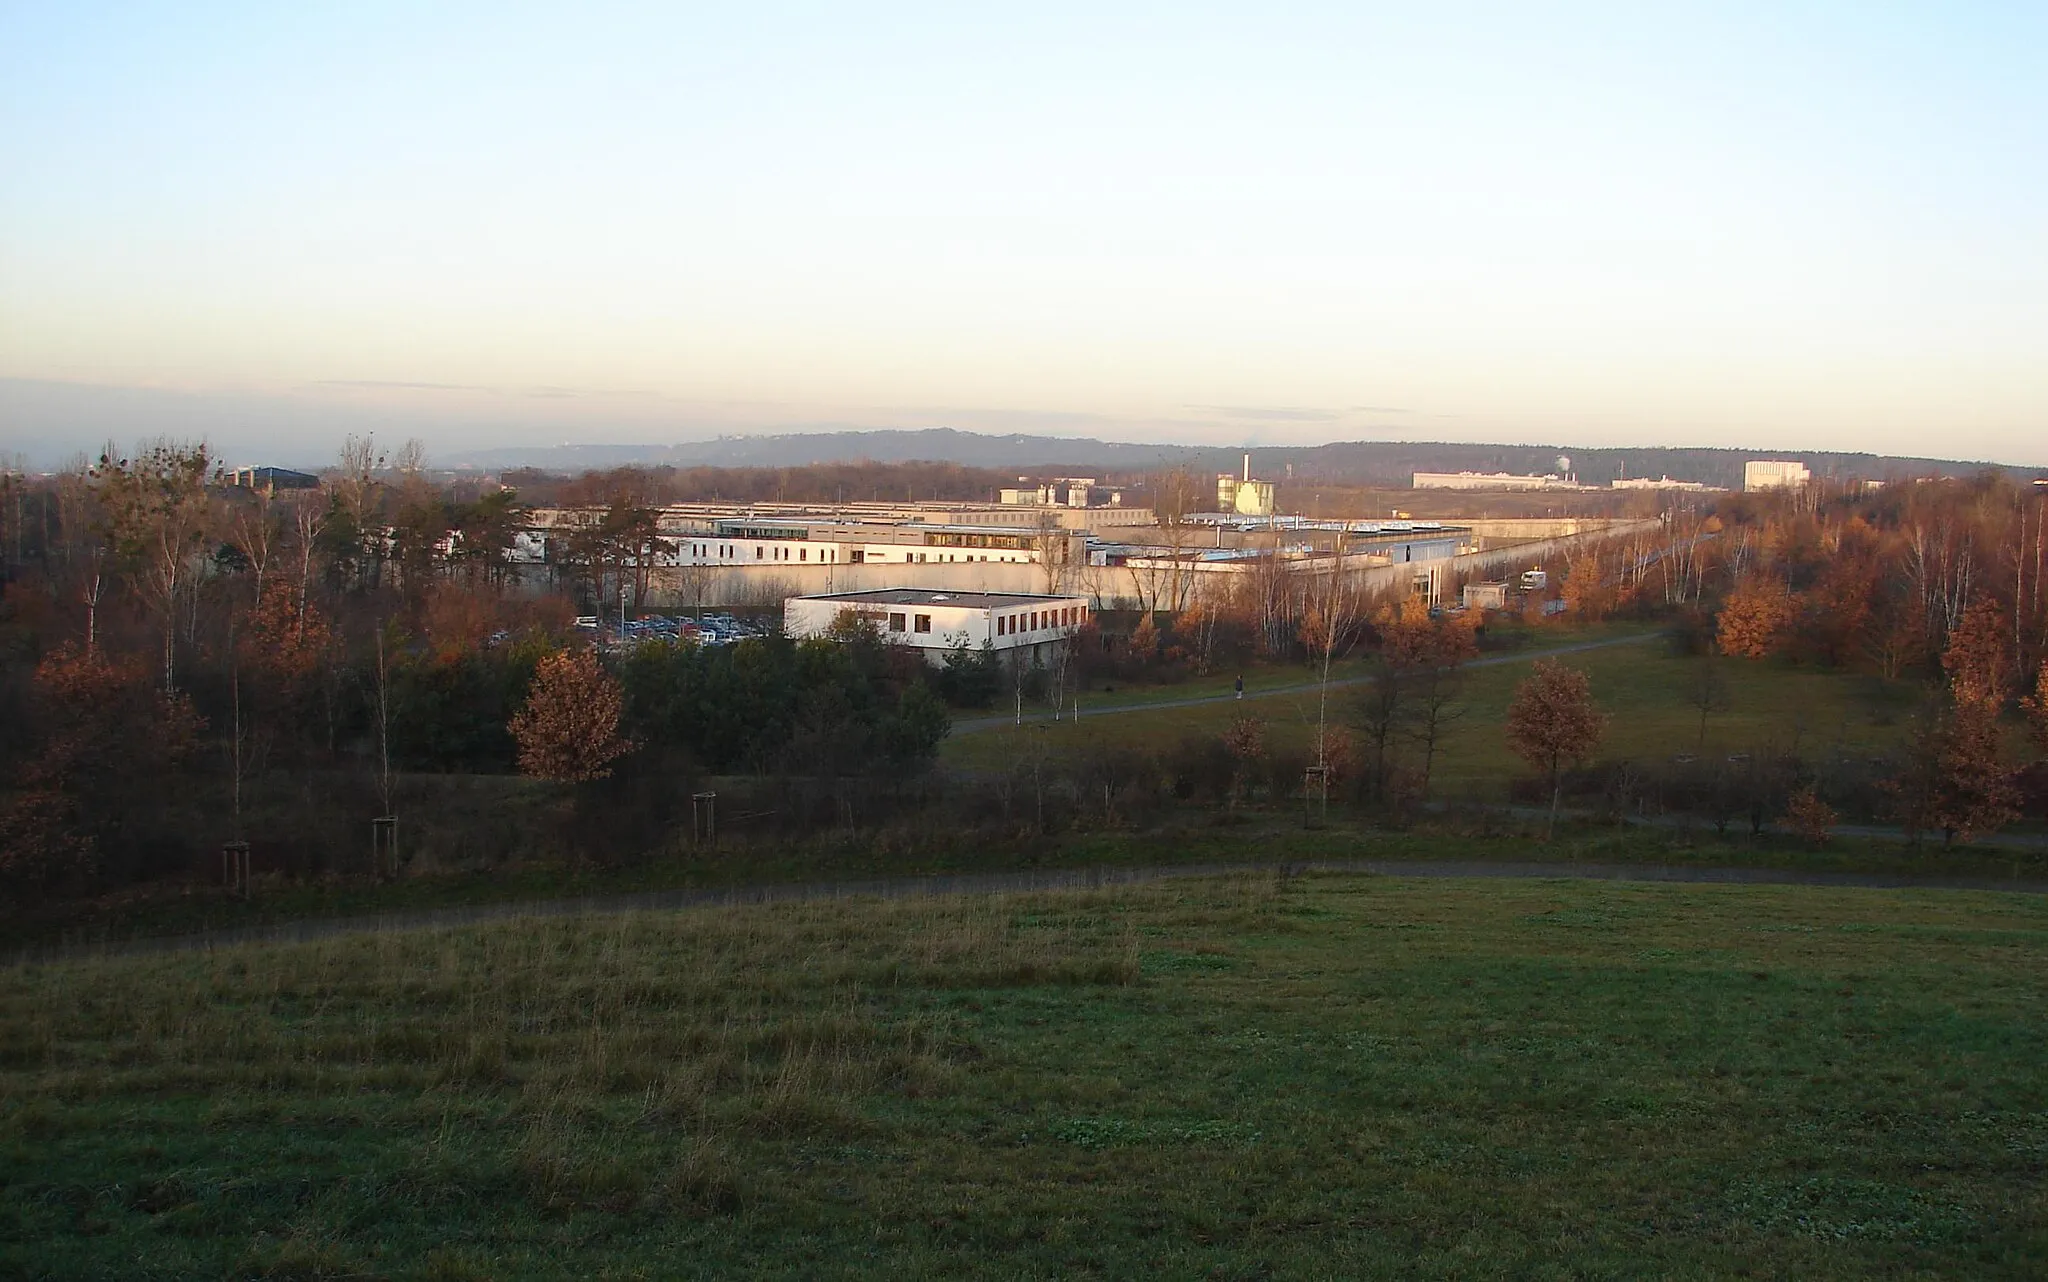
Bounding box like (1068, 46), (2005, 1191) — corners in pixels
(945, 625), (1921, 801)
(4, 872), (2044, 1278)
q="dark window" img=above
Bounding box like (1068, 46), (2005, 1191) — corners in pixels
(914, 614), (932, 633)
(888, 613), (907, 632)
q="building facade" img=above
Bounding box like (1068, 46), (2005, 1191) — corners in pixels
(1412, 471), (1580, 491)
(783, 588), (1092, 666)
(1743, 460), (1812, 491)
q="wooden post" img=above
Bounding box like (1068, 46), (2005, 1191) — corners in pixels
(371, 815), (398, 880)
(690, 792), (717, 846)
(221, 840), (251, 898)
(1302, 765), (1330, 829)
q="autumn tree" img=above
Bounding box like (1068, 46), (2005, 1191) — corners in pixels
(92, 439), (214, 690)
(1221, 713), (1265, 808)
(1782, 786), (1837, 847)
(1353, 596), (1475, 803)
(1929, 703), (2018, 843)
(1, 644), (204, 896)
(2025, 661), (2048, 752)
(510, 649), (635, 782)
(1561, 554), (1617, 621)
(1941, 598), (2010, 711)
(1716, 576), (1795, 660)
(1916, 598), (2021, 843)
(1505, 658), (1607, 837)
(1299, 566), (1365, 805)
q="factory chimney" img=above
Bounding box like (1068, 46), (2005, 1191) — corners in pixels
(1242, 452), (1251, 483)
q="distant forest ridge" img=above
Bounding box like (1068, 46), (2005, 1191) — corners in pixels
(441, 429), (2047, 489)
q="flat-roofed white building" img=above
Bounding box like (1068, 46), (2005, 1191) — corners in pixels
(1413, 471), (1578, 491)
(1744, 460), (1812, 491)
(784, 588), (1092, 666)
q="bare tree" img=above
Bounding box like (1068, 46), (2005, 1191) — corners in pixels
(1403, 659), (1468, 801)
(92, 439), (214, 691)
(1298, 561), (1365, 810)
(1686, 657), (1732, 750)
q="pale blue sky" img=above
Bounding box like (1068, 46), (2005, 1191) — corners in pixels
(2, 2), (2044, 465)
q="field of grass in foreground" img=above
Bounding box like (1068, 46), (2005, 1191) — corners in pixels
(4, 875), (2045, 1278)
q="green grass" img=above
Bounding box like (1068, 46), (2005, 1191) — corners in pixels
(5, 874), (2045, 1277)
(23, 814), (2048, 958)
(966, 621), (1656, 722)
(947, 630), (1921, 796)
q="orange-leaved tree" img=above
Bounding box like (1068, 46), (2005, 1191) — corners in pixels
(1783, 786), (1838, 847)
(509, 649), (634, 782)
(1505, 657), (1606, 837)
(1940, 598), (2010, 711)
(1929, 703), (2018, 843)
(2, 644), (204, 895)
(1716, 576), (1795, 659)
(2025, 660), (2048, 752)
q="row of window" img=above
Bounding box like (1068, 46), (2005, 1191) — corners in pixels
(996, 606), (1085, 637)
(677, 543), (1027, 565)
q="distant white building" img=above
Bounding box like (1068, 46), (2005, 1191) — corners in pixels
(784, 588), (1092, 666)
(1610, 476), (1719, 492)
(1000, 478), (1123, 508)
(1413, 471), (1578, 491)
(1743, 460), (1812, 492)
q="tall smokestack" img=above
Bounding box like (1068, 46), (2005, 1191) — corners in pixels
(1242, 452), (1250, 483)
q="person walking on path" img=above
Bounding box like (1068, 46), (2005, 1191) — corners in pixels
(1235, 675), (1244, 700)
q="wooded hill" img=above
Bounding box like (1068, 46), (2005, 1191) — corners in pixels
(444, 429), (2047, 489)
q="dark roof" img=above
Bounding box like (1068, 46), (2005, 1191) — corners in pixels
(794, 588), (1084, 609)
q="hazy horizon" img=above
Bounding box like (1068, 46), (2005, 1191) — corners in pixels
(4, 4), (2044, 468)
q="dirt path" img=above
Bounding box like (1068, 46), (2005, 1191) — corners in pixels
(16, 852), (2043, 968)
(952, 629), (1664, 734)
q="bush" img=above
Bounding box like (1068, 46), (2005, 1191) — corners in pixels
(1161, 734), (1236, 804)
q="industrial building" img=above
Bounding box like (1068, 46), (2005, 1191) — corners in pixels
(1214, 454), (1277, 516)
(225, 466), (320, 492)
(1609, 476), (1719, 492)
(999, 477), (1126, 509)
(521, 511), (1085, 570)
(1412, 471), (1582, 491)
(1743, 460), (1812, 492)
(783, 588), (1091, 666)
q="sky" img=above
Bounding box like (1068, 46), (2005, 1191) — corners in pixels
(2, 2), (2044, 468)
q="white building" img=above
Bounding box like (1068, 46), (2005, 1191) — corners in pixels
(1743, 460), (1812, 492)
(1000, 478), (1123, 508)
(523, 511), (1080, 569)
(784, 588), (1093, 666)
(1413, 471), (1579, 491)
(1610, 476), (1719, 492)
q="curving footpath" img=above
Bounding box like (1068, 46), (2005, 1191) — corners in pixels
(14, 854), (2045, 969)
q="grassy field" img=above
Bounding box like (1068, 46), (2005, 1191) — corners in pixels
(1041, 620), (1655, 715)
(946, 628), (1921, 798)
(5, 873), (2044, 1278)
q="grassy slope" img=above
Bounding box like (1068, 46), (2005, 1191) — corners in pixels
(945, 628), (1919, 797)
(5, 874), (2044, 1278)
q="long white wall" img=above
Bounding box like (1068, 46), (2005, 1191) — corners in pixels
(638, 517), (1664, 609)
